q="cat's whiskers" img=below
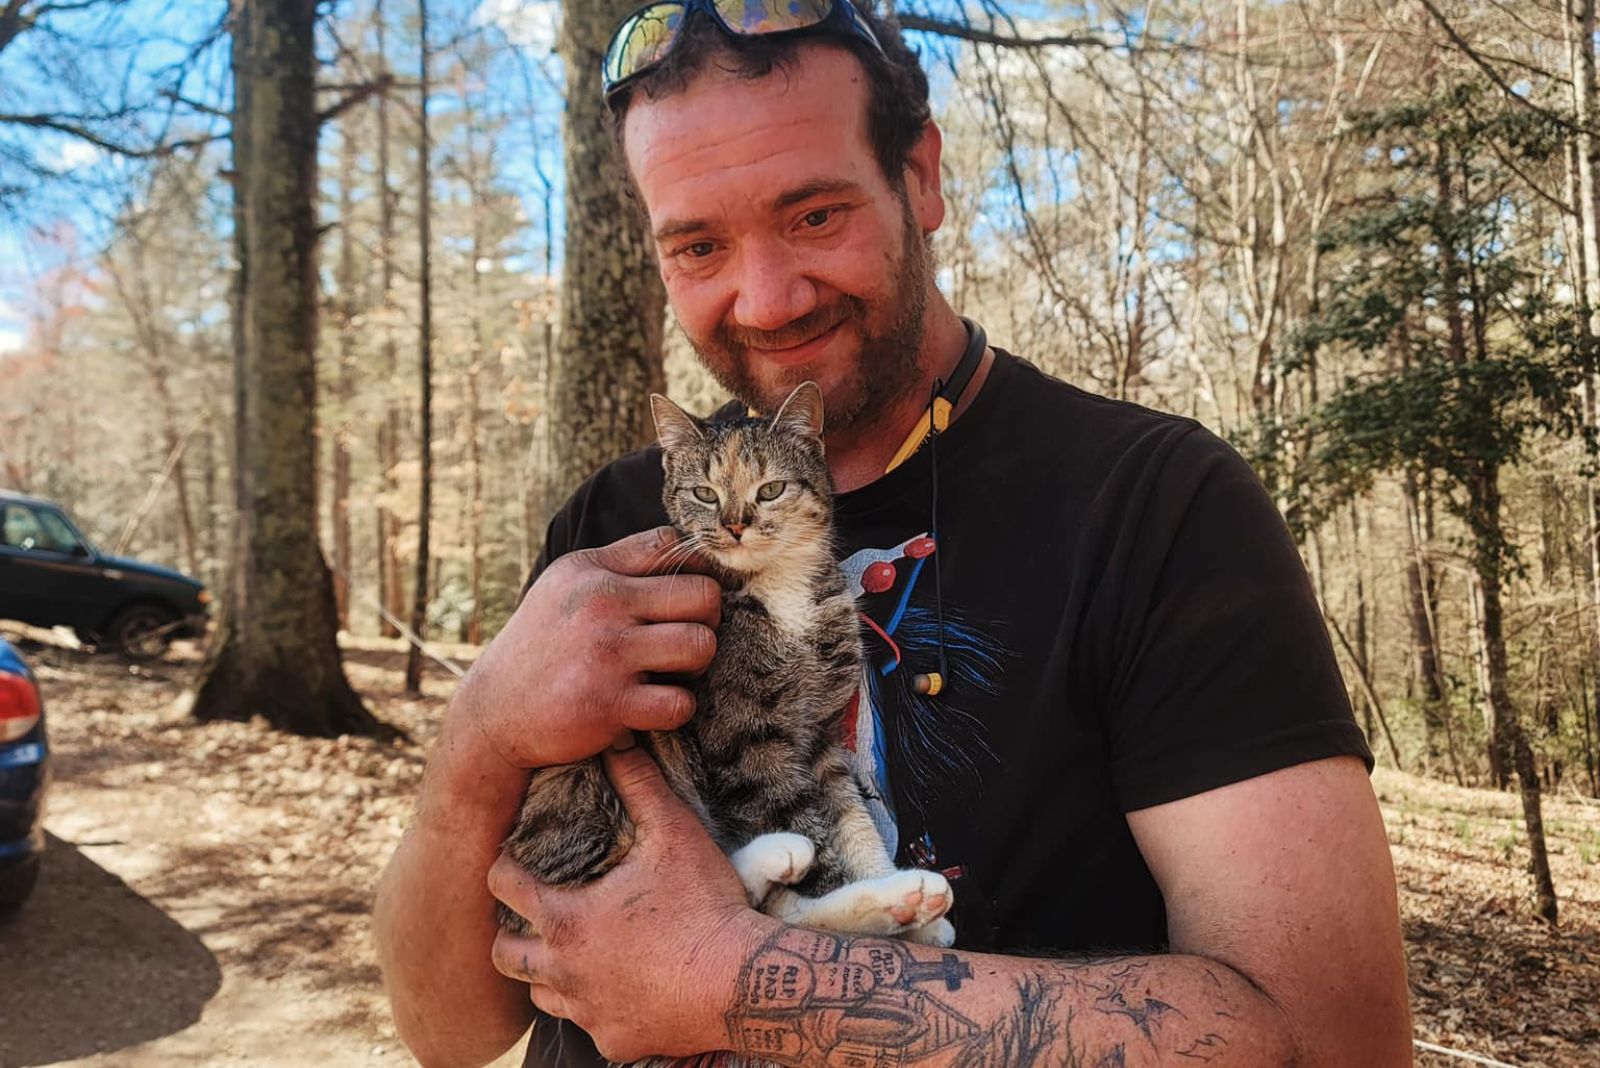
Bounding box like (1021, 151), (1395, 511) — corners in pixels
(648, 530), (711, 573)
(649, 531), (719, 605)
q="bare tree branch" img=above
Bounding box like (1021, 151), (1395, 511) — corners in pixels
(896, 14), (1117, 50)
(0, 111), (221, 158)
(160, 89), (231, 120)
(317, 73), (396, 125)
(0, 0), (131, 57)
(1414, 0), (1578, 132)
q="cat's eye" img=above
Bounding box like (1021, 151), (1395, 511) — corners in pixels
(691, 486), (719, 505)
(756, 480), (787, 502)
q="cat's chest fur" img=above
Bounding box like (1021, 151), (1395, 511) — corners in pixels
(688, 567), (860, 755)
(737, 569), (826, 637)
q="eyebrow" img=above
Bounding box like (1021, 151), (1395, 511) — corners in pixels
(652, 178), (865, 244)
(771, 178), (861, 211)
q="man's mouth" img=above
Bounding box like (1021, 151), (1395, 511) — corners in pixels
(748, 320), (845, 366)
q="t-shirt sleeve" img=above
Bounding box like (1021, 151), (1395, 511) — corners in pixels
(1098, 426), (1372, 812)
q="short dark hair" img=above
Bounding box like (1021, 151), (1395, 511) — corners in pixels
(608, 2), (932, 190)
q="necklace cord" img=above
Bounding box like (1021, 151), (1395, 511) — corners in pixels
(929, 376), (948, 681)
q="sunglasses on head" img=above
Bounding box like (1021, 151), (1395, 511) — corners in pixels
(602, 0), (887, 104)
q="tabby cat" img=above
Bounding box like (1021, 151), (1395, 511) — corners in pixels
(500, 382), (954, 947)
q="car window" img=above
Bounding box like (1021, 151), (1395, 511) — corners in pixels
(2, 503), (83, 554)
(36, 509), (85, 555)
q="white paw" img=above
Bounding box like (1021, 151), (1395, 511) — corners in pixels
(877, 869), (953, 930)
(904, 917), (957, 947)
(731, 832), (816, 905)
(813, 869), (953, 935)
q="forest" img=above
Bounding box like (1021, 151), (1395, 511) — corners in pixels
(1, 1), (1598, 1065)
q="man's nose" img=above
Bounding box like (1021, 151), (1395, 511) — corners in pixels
(733, 241), (817, 333)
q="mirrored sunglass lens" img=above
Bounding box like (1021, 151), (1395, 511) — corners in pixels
(606, 4), (686, 85)
(714, 0), (831, 34)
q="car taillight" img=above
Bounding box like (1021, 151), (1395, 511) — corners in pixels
(0, 669), (41, 742)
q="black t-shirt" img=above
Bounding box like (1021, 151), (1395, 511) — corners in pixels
(519, 349), (1371, 1068)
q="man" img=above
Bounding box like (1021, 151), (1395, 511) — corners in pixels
(374, 3), (1412, 1066)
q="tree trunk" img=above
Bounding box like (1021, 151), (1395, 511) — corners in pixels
(202, 424), (219, 588)
(548, 0), (668, 508)
(1564, 1), (1600, 743)
(1403, 469), (1458, 781)
(1580, 665), (1598, 797)
(1468, 464), (1557, 924)
(465, 353), (484, 646)
(521, 67), (560, 576)
(148, 370), (201, 579)
(332, 116), (358, 631)
(190, 0), (394, 741)
(168, 424), (201, 579)
(375, 0), (404, 638)
(464, 120), (487, 647)
(1349, 501), (1374, 743)
(1326, 613), (1405, 771)
(1565, 84), (1600, 795)
(404, 0), (434, 695)
(1511, 727), (1561, 927)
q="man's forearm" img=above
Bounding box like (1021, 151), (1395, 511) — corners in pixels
(374, 686), (536, 1068)
(719, 922), (1295, 1068)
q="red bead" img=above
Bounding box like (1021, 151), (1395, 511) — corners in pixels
(861, 561), (896, 593)
(906, 535), (936, 559)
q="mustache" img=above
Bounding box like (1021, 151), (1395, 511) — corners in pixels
(717, 297), (865, 351)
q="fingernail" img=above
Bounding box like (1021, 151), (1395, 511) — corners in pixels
(611, 729), (636, 750)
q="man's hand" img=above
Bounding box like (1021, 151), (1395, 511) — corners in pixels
(464, 526), (722, 773)
(376, 526), (721, 1068)
(488, 745), (772, 1063)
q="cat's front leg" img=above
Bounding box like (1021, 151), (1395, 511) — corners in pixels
(729, 832), (815, 906)
(765, 869), (955, 946)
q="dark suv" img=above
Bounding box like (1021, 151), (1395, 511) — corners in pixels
(0, 491), (210, 656)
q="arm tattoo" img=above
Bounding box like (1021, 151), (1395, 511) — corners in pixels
(725, 929), (1236, 1068)
(728, 927), (980, 1066)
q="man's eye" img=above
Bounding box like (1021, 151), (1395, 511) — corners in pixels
(802, 209), (834, 228)
(682, 241), (716, 258)
(692, 486), (719, 504)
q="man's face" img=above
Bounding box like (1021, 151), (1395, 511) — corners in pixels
(622, 43), (944, 435)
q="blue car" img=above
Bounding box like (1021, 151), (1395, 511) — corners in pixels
(0, 637), (47, 911)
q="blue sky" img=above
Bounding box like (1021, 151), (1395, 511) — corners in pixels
(0, 0), (566, 354)
(0, 0), (238, 352)
(0, 0), (1101, 355)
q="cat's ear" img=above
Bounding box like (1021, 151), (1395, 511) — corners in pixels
(650, 393), (704, 453)
(771, 381), (824, 440)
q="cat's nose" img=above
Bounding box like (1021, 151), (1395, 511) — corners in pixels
(726, 522), (747, 540)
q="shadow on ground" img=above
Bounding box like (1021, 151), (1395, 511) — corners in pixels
(0, 832), (221, 1066)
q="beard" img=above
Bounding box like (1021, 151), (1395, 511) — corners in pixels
(686, 196), (933, 437)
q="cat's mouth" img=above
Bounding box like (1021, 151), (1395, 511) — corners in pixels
(708, 533), (768, 572)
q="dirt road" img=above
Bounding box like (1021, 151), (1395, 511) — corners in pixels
(0, 631), (526, 1068)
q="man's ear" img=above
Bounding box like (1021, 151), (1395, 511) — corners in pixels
(903, 121), (946, 235)
(771, 382), (825, 439)
(650, 394), (703, 452)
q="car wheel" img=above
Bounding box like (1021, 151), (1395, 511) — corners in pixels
(107, 604), (177, 659)
(0, 854), (41, 914)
